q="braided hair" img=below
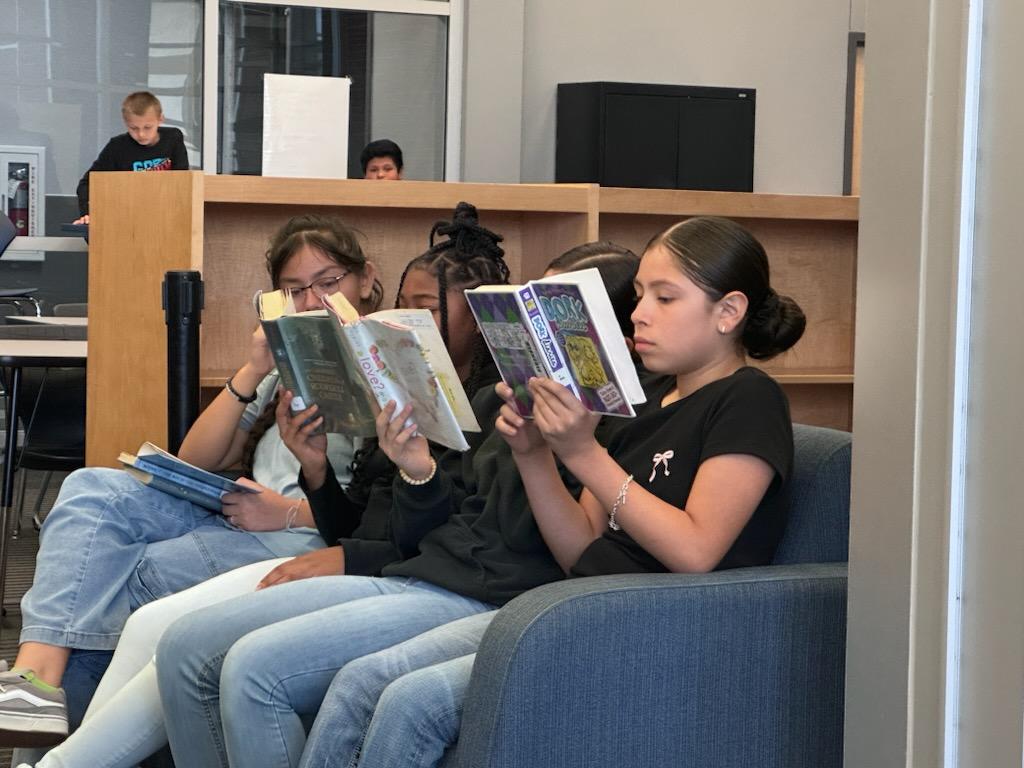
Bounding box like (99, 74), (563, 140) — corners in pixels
(347, 202), (510, 497)
(240, 215), (384, 479)
(395, 201), (509, 399)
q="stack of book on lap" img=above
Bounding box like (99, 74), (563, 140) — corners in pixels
(119, 443), (259, 512)
(258, 290), (479, 451)
(466, 267), (645, 418)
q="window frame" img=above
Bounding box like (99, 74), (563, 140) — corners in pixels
(202, 0), (463, 179)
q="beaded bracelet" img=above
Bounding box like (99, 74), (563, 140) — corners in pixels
(399, 457), (437, 486)
(225, 374), (258, 404)
(608, 474), (633, 531)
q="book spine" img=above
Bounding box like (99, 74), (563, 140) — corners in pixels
(132, 459), (223, 509)
(261, 319), (311, 410)
(517, 285), (578, 394)
(140, 475), (223, 512)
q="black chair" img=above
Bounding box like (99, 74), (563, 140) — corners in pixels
(0, 214), (42, 316)
(0, 324), (86, 536)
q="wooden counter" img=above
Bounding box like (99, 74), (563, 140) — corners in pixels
(87, 173), (856, 465)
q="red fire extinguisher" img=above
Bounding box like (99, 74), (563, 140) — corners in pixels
(7, 166), (29, 236)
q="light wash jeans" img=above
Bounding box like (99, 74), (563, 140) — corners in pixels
(156, 577), (495, 768)
(359, 654), (477, 768)
(299, 611), (496, 768)
(18, 559), (288, 768)
(19, 467), (320, 650)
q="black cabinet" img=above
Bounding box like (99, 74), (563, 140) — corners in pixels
(556, 82), (755, 191)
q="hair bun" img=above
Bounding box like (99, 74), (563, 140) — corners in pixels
(742, 288), (806, 360)
(451, 201), (480, 226)
(429, 201), (507, 273)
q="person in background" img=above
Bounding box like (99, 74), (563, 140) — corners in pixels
(360, 139), (404, 180)
(73, 91), (189, 225)
(0, 215), (380, 750)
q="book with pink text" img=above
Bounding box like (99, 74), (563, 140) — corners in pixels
(258, 290), (478, 451)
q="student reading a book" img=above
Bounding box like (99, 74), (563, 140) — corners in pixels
(0, 214), (382, 748)
(7, 204), (510, 768)
(298, 216), (809, 768)
(72, 91), (190, 225)
(151, 243), (643, 767)
(290, 243), (643, 766)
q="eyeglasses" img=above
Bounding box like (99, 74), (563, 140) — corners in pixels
(285, 272), (351, 300)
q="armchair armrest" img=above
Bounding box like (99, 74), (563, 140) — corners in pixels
(450, 564), (847, 768)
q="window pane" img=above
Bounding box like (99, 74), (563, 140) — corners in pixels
(219, 2), (447, 179)
(0, 0), (202, 213)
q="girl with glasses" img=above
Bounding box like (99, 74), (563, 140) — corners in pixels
(12, 204), (509, 768)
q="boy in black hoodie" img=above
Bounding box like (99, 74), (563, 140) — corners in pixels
(74, 91), (188, 224)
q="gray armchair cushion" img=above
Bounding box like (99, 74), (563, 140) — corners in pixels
(453, 565), (847, 768)
(450, 424), (853, 768)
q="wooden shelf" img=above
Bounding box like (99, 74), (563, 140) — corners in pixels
(204, 176), (597, 213)
(599, 187), (859, 220)
(769, 372), (854, 385)
(87, 174), (859, 463)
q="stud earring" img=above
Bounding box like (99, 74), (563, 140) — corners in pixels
(718, 325), (726, 334)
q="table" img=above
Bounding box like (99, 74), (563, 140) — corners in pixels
(0, 339), (87, 625)
(6, 316), (89, 327)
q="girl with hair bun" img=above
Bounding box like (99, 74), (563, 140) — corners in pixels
(285, 217), (806, 768)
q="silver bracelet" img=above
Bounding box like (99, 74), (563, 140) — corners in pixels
(284, 502), (301, 530)
(609, 474), (633, 531)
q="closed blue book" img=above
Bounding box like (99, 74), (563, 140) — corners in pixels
(119, 442), (260, 512)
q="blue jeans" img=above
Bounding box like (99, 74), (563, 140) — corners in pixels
(360, 655), (477, 768)
(156, 576), (495, 768)
(20, 467), (319, 650)
(299, 611), (496, 768)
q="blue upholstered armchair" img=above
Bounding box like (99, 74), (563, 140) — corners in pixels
(449, 424), (851, 768)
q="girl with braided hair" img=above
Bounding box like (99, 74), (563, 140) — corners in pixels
(153, 241), (649, 768)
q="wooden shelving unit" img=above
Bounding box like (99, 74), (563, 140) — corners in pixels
(87, 173), (856, 465)
(596, 188), (858, 430)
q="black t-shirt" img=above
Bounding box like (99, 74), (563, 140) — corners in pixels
(76, 127), (189, 214)
(571, 366), (793, 577)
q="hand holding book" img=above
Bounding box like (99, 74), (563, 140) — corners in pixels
(376, 400), (435, 482)
(275, 391), (329, 491)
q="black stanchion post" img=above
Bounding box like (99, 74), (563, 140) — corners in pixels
(163, 270), (203, 454)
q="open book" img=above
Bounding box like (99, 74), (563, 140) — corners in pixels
(466, 267), (645, 417)
(119, 442), (260, 512)
(258, 290), (478, 451)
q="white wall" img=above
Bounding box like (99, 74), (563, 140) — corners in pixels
(462, 0), (858, 193)
(518, 0), (852, 193)
(370, 13), (448, 180)
(461, 1), (525, 183)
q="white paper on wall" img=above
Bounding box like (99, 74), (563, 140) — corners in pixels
(262, 74), (350, 179)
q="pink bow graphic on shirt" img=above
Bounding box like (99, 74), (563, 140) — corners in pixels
(649, 451), (674, 482)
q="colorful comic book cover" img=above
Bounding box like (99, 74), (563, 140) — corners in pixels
(465, 290), (547, 416)
(529, 282), (634, 416)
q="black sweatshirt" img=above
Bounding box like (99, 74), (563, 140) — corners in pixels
(300, 363), (500, 578)
(76, 127), (189, 215)
(382, 386), (640, 606)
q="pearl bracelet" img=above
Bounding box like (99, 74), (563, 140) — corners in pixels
(399, 457), (437, 486)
